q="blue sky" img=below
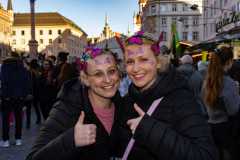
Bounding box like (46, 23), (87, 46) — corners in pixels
(1, 0), (138, 36)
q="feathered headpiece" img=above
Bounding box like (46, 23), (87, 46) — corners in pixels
(76, 47), (103, 71)
(125, 31), (164, 55)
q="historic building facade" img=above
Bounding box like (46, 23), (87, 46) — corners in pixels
(11, 12), (88, 58)
(203, 0), (240, 39)
(0, 0), (13, 61)
(134, 0), (204, 47)
(88, 15), (126, 60)
(203, 0), (240, 59)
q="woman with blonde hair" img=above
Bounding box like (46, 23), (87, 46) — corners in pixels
(114, 31), (218, 160)
(203, 45), (240, 160)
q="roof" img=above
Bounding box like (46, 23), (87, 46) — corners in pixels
(13, 12), (87, 36)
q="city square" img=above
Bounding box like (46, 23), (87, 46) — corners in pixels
(0, 0), (239, 160)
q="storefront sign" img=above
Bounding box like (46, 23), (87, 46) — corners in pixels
(216, 12), (240, 33)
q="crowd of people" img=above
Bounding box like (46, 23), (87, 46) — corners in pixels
(0, 51), (79, 147)
(0, 31), (239, 160)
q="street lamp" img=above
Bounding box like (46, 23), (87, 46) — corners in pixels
(28, 0), (38, 59)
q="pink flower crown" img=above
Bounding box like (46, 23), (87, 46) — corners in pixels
(125, 31), (163, 55)
(76, 47), (103, 71)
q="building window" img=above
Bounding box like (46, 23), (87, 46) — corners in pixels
(172, 4), (177, 12)
(49, 30), (52, 35)
(193, 16), (199, 26)
(12, 30), (16, 36)
(220, 0), (223, 8)
(151, 5), (156, 14)
(210, 23), (216, 33)
(183, 4), (188, 12)
(182, 17), (188, 25)
(172, 17), (177, 25)
(193, 32), (199, 41)
(58, 29), (62, 35)
(12, 39), (16, 45)
(40, 30), (43, 35)
(210, 4), (214, 17)
(21, 39), (25, 45)
(237, 2), (240, 12)
(214, 1), (217, 14)
(162, 32), (167, 41)
(21, 30), (25, 36)
(58, 38), (62, 43)
(49, 39), (53, 44)
(160, 4), (167, 12)
(162, 17), (167, 26)
(182, 32), (188, 40)
(40, 39), (43, 44)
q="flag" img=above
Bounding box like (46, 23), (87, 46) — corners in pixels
(171, 23), (181, 58)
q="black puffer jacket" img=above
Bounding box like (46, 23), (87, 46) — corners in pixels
(26, 78), (122, 160)
(115, 67), (219, 160)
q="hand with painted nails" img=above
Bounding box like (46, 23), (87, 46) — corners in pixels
(74, 111), (97, 147)
(127, 104), (145, 134)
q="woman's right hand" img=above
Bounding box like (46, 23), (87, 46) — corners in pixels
(74, 111), (97, 147)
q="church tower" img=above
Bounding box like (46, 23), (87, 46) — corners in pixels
(7, 0), (14, 22)
(101, 13), (114, 40)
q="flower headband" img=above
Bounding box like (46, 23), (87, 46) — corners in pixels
(125, 31), (163, 55)
(76, 47), (103, 71)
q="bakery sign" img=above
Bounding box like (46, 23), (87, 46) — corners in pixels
(216, 11), (240, 33)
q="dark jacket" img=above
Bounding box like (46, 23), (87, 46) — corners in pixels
(116, 67), (218, 160)
(177, 63), (203, 98)
(1, 57), (31, 98)
(26, 78), (122, 160)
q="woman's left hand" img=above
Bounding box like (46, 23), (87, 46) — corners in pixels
(127, 104), (145, 134)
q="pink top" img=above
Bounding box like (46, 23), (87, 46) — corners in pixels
(93, 104), (115, 135)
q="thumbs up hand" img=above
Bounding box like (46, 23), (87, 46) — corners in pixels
(74, 111), (97, 147)
(127, 104), (145, 134)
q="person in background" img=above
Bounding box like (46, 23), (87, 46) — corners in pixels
(229, 59), (240, 95)
(25, 59), (42, 128)
(118, 73), (131, 97)
(38, 59), (56, 120)
(52, 52), (68, 89)
(0, 52), (31, 147)
(177, 55), (203, 97)
(47, 55), (57, 66)
(203, 46), (240, 160)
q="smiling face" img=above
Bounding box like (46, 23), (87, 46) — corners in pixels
(82, 54), (120, 99)
(124, 44), (159, 91)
